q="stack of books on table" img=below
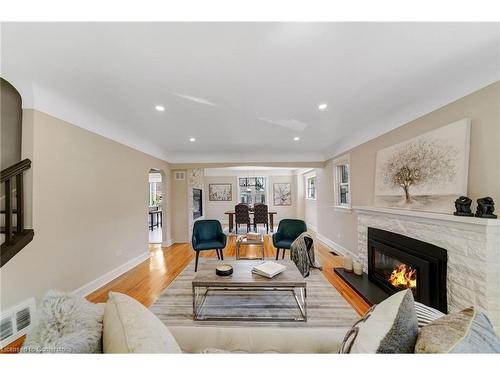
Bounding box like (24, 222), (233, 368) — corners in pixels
(252, 261), (287, 279)
(246, 232), (261, 240)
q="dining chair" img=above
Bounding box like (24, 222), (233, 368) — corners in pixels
(253, 203), (269, 233)
(191, 220), (227, 272)
(235, 203), (251, 233)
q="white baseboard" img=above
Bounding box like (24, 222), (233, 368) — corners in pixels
(315, 233), (357, 258)
(73, 251), (150, 298)
(162, 239), (174, 247)
(306, 222), (318, 234)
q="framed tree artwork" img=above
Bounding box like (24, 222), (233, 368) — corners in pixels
(208, 184), (232, 201)
(273, 183), (291, 206)
(374, 119), (470, 213)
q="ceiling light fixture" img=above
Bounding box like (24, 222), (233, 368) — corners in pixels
(189, 138), (196, 142)
(155, 105), (165, 112)
(293, 137), (300, 141)
(318, 103), (328, 111)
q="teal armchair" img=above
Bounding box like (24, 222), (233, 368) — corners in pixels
(272, 219), (307, 260)
(191, 220), (227, 271)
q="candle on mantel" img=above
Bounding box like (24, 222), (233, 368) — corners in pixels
(344, 256), (353, 272)
(353, 259), (364, 276)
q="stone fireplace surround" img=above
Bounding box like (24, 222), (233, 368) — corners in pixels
(355, 206), (500, 332)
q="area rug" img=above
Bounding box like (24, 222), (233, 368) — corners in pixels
(150, 259), (359, 328)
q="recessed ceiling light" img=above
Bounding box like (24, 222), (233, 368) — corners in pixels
(318, 103), (328, 111)
(189, 138), (196, 142)
(293, 137), (300, 141)
(155, 105), (165, 112)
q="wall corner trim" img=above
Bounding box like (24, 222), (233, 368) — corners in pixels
(162, 239), (174, 247)
(73, 251), (150, 298)
(315, 233), (358, 258)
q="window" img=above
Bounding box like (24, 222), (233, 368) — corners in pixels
(333, 155), (351, 208)
(239, 177), (266, 205)
(306, 176), (316, 200)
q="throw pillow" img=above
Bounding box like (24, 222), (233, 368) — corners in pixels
(415, 307), (500, 353)
(340, 289), (419, 353)
(414, 301), (445, 328)
(21, 290), (104, 353)
(103, 291), (181, 353)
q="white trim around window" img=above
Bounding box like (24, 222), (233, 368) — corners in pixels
(332, 154), (351, 210)
(305, 175), (317, 200)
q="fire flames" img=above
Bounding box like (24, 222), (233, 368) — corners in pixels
(388, 264), (417, 289)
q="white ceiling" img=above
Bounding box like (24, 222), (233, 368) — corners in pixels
(2, 22), (499, 163)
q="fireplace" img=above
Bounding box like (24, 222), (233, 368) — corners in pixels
(368, 227), (448, 313)
(193, 188), (203, 220)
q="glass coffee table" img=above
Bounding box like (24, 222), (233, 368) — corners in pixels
(235, 234), (264, 260)
(192, 260), (307, 322)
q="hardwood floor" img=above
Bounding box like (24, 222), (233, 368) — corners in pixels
(1, 234), (369, 353)
(87, 234), (370, 314)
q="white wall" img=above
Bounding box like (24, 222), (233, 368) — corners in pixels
(203, 173), (300, 225)
(204, 175), (238, 224)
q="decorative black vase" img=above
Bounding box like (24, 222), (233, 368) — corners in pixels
(453, 196), (474, 217)
(475, 197), (497, 219)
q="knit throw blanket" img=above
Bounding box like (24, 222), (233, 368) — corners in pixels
(290, 232), (322, 277)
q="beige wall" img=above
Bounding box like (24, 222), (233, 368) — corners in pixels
(1, 78), (22, 170)
(170, 170), (188, 243)
(1, 110), (172, 308)
(316, 81), (500, 255)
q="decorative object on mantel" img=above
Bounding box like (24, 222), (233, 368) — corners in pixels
(353, 257), (364, 276)
(374, 119), (470, 214)
(215, 264), (233, 276)
(343, 256), (353, 272)
(475, 197), (497, 219)
(453, 196), (474, 216)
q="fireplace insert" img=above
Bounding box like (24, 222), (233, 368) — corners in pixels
(368, 227), (447, 313)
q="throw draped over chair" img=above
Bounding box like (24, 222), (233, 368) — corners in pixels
(272, 219), (307, 260)
(235, 203), (251, 233)
(191, 220), (227, 272)
(253, 203), (269, 233)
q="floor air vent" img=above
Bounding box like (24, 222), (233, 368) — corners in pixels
(0, 297), (36, 348)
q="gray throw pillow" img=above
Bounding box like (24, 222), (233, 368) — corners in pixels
(21, 290), (104, 353)
(340, 289), (419, 353)
(415, 307), (500, 353)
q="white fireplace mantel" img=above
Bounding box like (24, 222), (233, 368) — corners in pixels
(354, 205), (500, 332)
(354, 206), (500, 228)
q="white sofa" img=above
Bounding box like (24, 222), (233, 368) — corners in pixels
(101, 291), (348, 354)
(168, 326), (349, 353)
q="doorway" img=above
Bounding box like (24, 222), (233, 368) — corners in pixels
(148, 170), (163, 244)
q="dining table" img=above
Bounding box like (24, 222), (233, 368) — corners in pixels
(224, 210), (277, 233)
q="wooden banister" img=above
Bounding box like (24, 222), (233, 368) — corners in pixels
(1, 159), (31, 183)
(1, 158), (33, 267)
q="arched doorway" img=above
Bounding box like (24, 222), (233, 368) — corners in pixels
(148, 169), (164, 244)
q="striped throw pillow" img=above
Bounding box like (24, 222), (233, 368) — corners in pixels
(414, 302), (445, 328)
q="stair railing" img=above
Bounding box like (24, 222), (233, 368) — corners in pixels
(1, 159), (31, 245)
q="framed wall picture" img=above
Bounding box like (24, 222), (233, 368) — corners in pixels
(273, 183), (291, 206)
(209, 183), (232, 201)
(374, 118), (471, 213)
